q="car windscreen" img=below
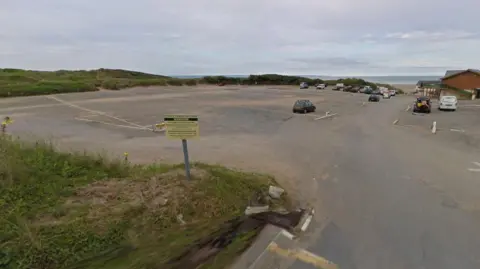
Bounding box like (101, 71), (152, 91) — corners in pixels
(442, 96), (457, 101)
(295, 101), (306, 106)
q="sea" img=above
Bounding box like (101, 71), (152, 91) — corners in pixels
(173, 75), (441, 85)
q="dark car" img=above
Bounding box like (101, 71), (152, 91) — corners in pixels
(293, 99), (316, 113)
(368, 94), (380, 102)
(413, 96), (431, 113)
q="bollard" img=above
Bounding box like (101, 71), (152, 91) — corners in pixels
(124, 152), (129, 162)
(431, 121), (437, 134)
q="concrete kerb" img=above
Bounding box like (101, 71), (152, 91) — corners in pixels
(233, 207), (316, 269)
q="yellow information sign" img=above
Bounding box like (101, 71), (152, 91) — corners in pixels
(164, 114), (199, 139)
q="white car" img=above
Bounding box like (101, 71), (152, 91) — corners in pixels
(439, 96), (457, 111)
(316, 84), (326, 89)
(383, 92), (391, 99)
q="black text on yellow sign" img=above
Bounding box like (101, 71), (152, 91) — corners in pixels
(164, 115), (199, 139)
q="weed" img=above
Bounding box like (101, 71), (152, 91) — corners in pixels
(0, 137), (278, 269)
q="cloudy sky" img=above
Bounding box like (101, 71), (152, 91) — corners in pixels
(1, 0), (479, 76)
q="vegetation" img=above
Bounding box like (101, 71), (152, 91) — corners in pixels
(0, 136), (281, 269)
(0, 68), (401, 97)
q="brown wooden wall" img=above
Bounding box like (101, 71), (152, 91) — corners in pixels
(442, 71), (480, 90)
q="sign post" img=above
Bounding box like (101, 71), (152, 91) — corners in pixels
(164, 114), (199, 180)
(181, 139), (191, 180)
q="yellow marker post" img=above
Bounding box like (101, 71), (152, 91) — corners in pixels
(123, 152), (129, 162)
(1, 117), (13, 134)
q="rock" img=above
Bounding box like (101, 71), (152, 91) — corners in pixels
(177, 214), (186, 225)
(268, 185), (285, 199)
(245, 205), (269, 215)
(152, 197), (168, 206)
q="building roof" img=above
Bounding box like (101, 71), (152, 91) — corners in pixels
(442, 69), (480, 80)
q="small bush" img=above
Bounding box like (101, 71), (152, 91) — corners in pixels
(184, 79), (198, 86)
(166, 79), (184, 86)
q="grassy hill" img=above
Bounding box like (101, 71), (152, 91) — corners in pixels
(0, 68), (401, 98)
(0, 68), (177, 97)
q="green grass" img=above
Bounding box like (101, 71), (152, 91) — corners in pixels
(0, 136), (280, 269)
(0, 68), (398, 98)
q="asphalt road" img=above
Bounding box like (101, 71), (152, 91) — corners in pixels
(286, 96), (480, 269)
(1, 87), (479, 269)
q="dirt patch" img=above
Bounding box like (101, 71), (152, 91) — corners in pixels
(37, 168), (209, 225)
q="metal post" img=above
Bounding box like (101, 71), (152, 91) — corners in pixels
(182, 139), (191, 180)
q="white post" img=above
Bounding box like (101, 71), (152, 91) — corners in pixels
(432, 121), (437, 134)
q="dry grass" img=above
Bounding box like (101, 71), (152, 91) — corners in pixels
(0, 136), (281, 269)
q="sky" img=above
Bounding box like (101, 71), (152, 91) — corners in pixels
(1, 0), (479, 76)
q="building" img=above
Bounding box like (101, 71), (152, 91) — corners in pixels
(441, 69), (480, 99)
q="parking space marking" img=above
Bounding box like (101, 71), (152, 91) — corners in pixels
(468, 162), (480, 172)
(267, 242), (339, 269)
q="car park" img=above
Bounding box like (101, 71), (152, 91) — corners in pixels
(292, 99), (316, 113)
(413, 96), (431, 113)
(438, 95), (458, 111)
(368, 94), (380, 102)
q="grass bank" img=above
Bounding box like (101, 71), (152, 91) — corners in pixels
(0, 68), (401, 98)
(0, 136), (282, 269)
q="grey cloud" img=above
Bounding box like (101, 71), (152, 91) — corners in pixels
(1, 0), (479, 75)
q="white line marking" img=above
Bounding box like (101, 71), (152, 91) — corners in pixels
(47, 95), (145, 128)
(75, 117), (154, 131)
(314, 113), (337, 120)
(450, 129), (465, 132)
(281, 229), (296, 240)
(301, 214), (313, 232)
(468, 162), (480, 172)
(393, 119), (399, 125)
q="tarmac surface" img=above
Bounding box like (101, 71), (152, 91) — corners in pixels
(1, 86), (480, 269)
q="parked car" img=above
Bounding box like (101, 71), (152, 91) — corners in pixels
(383, 92), (391, 99)
(332, 86), (342, 91)
(316, 84), (326, 89)
(292, 99), (316, 113)
(372, 90), (382, 96)
(363, 88), (373, 94)
(413, 96), (431, 113)
(342, 85), (353, 92)
(438, 95), (457, 111)
(390, 90), (396, 96)
(300, 82), (309, 89)
(368, 94), (380, 102)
